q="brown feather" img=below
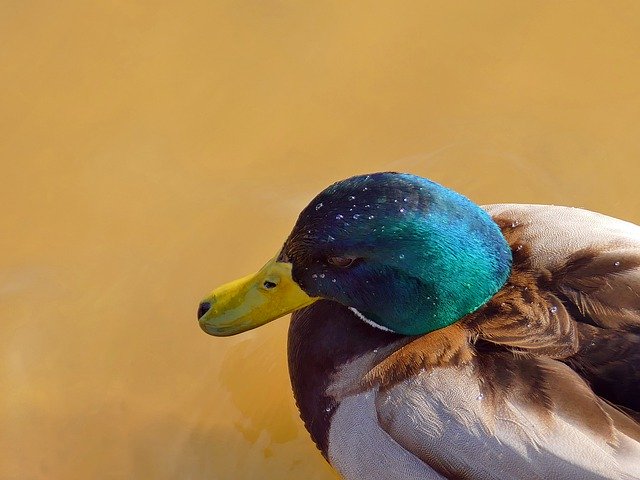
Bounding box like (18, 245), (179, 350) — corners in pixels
(566, 322), (640, 415)
(554, 248), (640, 332)
(364, 323), (473, 390)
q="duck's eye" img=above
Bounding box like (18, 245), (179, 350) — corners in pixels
(263, 280), (277, 289)
(327, 256), (356, 268)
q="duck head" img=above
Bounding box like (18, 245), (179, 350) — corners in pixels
(198, 172), (512, 336)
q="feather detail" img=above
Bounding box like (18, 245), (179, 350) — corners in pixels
(363, 323), (473, 389)
(554, 249), (640, 332)
(375, 355), (640, 480)
(566, 322), (640, 415)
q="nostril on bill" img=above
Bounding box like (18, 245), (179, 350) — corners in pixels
(198, 301), (212, 319)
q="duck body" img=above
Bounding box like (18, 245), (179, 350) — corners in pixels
(199, 174), (640, 480)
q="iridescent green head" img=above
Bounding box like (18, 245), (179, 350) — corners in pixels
(199, 172), (512, 336)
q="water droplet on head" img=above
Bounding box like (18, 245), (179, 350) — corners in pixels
(399, 208), (405, 213)
(515, 244), (523, 252)
(332, 278), (337, 283)
(335, 214), (344, 220)
(403, 197), (408, 202)
(511, 221), (519, 228)
(398, 254), (405, 259)
(311, 274), (318, 279)
(364, 204), (370, 208)
(476, 393), (484, 401)
(315, 202), (323, 211)
(549, 305), (558, 315)
(373, 349), (378, 353)
(325, 406), (332, 413)
(348, 195), (355, 201)
(319, 273), (325, 278)
(526, 322), (532, 328)
(368, 215), (374, 219)
(353, 214), (360, 219)
(614, 261), (621, 267)
(362, 187), (368, 191)
(327, 235), (335, 242)
(393, 199), (398, 203)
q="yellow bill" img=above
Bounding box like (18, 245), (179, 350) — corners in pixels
(198, 255), (318, 336)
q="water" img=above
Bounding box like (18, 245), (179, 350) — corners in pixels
(1, 2), (640, 479)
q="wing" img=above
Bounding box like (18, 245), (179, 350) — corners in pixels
(482, 204), (640, 413)
(483, 203), (640, 332)
(375, 353), (640, 480)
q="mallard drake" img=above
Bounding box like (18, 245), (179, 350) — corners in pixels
(198, 172), (640, 480)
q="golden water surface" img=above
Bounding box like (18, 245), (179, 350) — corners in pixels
(2, 2), (640, 479)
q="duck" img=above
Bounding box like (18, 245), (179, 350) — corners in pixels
(197, 172), (640, 480)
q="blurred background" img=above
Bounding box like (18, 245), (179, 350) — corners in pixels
(2, 1), (640, 479)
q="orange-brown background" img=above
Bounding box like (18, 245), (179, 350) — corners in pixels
(2, 2), (640, 479)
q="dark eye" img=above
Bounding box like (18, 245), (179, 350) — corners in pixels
(327, 256), (356, 268)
